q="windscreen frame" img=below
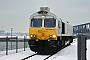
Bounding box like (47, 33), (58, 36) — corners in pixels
(44, 18), (56, 28)
(30, 18), (42, 27)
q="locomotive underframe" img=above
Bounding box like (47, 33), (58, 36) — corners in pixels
(28, 36), (73, 54)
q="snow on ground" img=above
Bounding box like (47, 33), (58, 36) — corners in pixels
(0, 48), (29, 57)
(0, 39), (90, 60)
(48, 39), (77, 60)
(87, 39), (90, 60)
(0, 48), (34, 60)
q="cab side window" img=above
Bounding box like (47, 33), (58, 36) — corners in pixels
(58, 21), (60, 28)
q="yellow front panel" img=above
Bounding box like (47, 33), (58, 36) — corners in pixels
(29, 28), (57, 40)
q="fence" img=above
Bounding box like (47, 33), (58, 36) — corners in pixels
(0, 36), (29, 56)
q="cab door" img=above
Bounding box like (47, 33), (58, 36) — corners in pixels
(58, 20), (62, 36)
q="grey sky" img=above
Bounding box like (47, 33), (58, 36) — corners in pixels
(0, 0), (90, 32)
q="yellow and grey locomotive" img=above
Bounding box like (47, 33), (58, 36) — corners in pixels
(28, 7), (73, 54)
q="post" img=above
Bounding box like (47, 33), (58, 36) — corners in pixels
(24, 36), (25, 51)
(16, 36), (18, 53)
(6, 36), (8, 55)
(26, 40), (27, 48)
(11, 28), (13, 50)
(77, 35), (87, 60)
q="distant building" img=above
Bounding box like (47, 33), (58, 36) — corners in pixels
(0, 30), (5, 35)
(0, 29), (29, 36)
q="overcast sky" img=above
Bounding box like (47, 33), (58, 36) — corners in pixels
(0, 0), (90, 32)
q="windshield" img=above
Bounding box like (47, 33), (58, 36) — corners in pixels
(31, 19), (42, 27)
(44, 19), (56, 27)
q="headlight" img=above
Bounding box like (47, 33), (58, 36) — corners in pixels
(42, 16), (45, 19)
(33, 34), (36, 38)
(50, 35), (53, 38)
(30, 34), (33, 38)
(30, 34), (36, 38)
(53, 35), (56, 38)
(49, 35), (56, 38)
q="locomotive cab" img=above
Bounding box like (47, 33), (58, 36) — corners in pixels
(30, 18), (57, 40)
(29, 17), (59, 53)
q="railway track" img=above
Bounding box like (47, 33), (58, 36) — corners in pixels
(21, 53), (56, 60)
(43, 53), (55, 60)
(21, 53), (37, 60)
